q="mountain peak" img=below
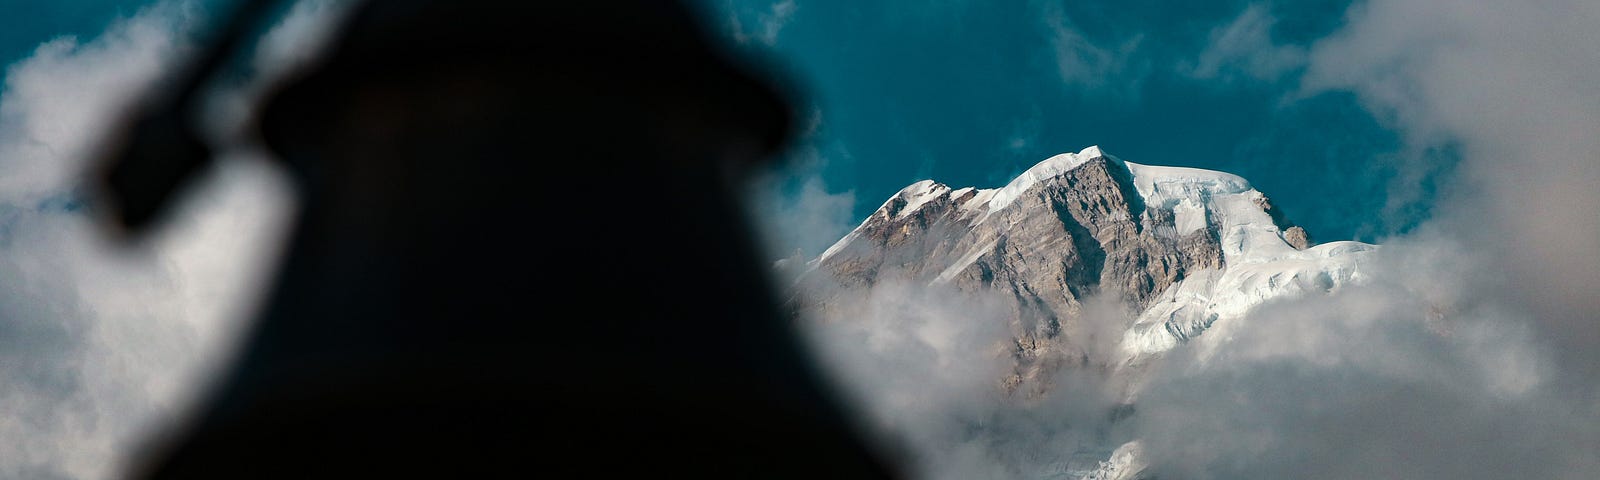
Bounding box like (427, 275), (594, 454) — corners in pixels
(799, 147), (1383, 479)
(1078, 144), (1106, 159)
(886, 180), (951, 219)
(809, 147), (1378, 363)
(989, 145), (1118, 213)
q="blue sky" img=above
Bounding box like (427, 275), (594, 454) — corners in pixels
(0, 2), (140, 67)
(0, 0), (1448, 251)
(698, 0), (1457, 254)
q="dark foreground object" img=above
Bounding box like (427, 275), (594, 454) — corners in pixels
(102, 1), (895, 478)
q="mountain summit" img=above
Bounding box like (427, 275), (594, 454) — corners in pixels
(799, 146), (1377, 392)
(794, 146), (1379, 478)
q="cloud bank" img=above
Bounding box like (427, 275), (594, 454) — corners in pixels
(783, 1), (1600, 478)
(802, 280), (1137, 479)
(1300, 0), (1600, 376)
(0, 1), (341, 478)
(1127, 3), (1600, 474)
(1131, 237), (1599, 478)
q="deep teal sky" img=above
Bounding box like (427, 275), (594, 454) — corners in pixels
(0, 1), (150, 68)
(698, 0), (1454, 249)
(0, 0), (1448, 248)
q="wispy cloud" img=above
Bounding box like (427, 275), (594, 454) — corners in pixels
(1132, 235), (1598, 478)
(727, 0), (798, 47)
(1181, 4), (1306, 82)
(1037, 2), (1145, 95)
(1134, 0), (1600, 475)
(745, 108), (857, 262)
(1003, 108), (1042, 155)
(799, 278), (1130, 479)
(1299, 0), (1600, 374)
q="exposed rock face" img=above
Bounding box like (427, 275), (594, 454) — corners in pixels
(1284, 226), (1311, 250)
(802, 149), (1218, 393)
(796, 146), (1375, 394)
(792, 146), (1380, 479)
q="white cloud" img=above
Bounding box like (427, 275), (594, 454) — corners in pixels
(1037, 2), (1145, 94)
(0, 1), (341, 478)
(800, 279), (1131, 479)
(1128, 0), (1600, 476)
(1132, 235), (1599, 478)
(0, 6), (200, 477)
(1003, 108), (1042, 155)
(1299, 0), (1600, 378)
(787, 1), (1600, 476)
(727, 0), (798, 47)
(745, 109), (858, 261)
(1183, 4), (1306, 82)
(755, 175), (855, 259)
(0, 6), (188, 206)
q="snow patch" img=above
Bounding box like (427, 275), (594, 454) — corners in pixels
(1171, 197), (1207, 237)
(958, 188), (997, 214)
(933, 240), (996, 284)
(1080, 441), (1146, 480)
(1123, 162), (1252, 209)
(1119, 244), (1378, 359)
(812, 229), (859, 267)
(986, 145), (1107, 214)
(893, 180), (951, 220)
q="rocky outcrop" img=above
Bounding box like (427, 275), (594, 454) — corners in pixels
(1283, 225), (1311, 250)
(793, 145), (1379, 478)
(800, 148), (1237, 393)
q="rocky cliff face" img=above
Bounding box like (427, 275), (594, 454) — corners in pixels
(795, 146), (1376, 395)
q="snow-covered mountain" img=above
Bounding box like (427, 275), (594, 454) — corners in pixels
(804, 145), (1374, 367)
(792, 146), (1378, 478)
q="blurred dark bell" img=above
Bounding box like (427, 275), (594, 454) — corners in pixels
(96, 1), (898, 478)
